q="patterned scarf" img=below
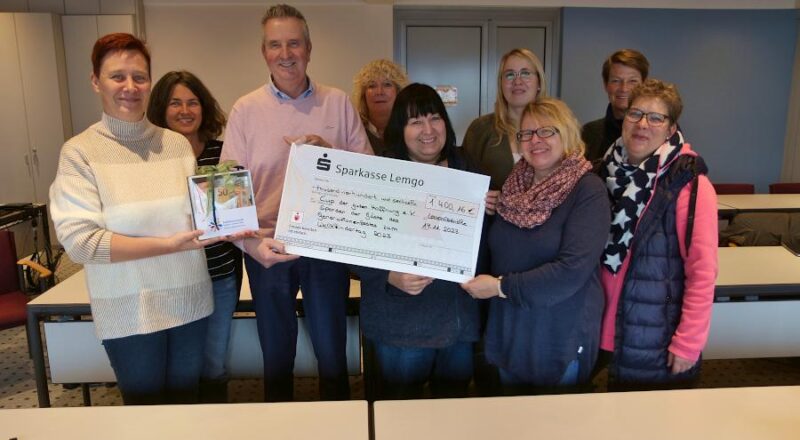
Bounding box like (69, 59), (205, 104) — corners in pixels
(601, 131), (684, 273)
(497, 151), (592, 229)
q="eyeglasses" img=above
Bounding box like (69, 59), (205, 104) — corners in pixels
(515, 126), (559, 142)
(625, 108), (670, 126)
(502, 70), (536, 83)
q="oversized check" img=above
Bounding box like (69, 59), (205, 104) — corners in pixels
(274, 144), (490, 283)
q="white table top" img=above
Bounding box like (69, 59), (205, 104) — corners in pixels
(717, 194), (800, 211)
(0, 400), (368, 440)
(29, 268), (361, 306)
(34, 246), (799, 307)
(374, 386), (800, 440)
(717, 246), (800, 289)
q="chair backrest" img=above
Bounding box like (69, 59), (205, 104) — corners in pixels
(0, 230), (20, 294)
(713, 183), (755, 195)
(768, 183), (800, 194)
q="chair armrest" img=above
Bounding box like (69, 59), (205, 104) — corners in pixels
(17, 258), (53, 278)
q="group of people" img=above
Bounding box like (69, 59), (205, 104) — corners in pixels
(48, 2), (717, 406)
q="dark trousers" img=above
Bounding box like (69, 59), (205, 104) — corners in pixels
(102, 317), (208, 405)
(244, 255), (351, 401)
(372, 339), (473, 400)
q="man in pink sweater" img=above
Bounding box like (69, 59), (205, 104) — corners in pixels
(221, 4), (371, 401)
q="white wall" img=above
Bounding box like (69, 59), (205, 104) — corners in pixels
(144, 4), (393, 116)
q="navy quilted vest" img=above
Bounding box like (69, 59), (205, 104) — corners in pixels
(607, 154), (707, 384)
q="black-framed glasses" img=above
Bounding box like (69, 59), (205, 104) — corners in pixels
(625, 108), (670, 126)
(502, 70), (536, 83)
(515, 126), (559, 142)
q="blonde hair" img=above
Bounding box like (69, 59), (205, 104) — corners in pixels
(520, 97), (585, 158)
(351, 59), (410, 123)
(494, 48), (547, 144)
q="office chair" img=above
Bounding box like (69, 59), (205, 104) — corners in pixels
(713, 183), (755, 195)
(0, 230), (52, 330)
(768, 183), (800, 194)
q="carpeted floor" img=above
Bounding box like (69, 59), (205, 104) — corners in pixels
(3, 320), (800, 408)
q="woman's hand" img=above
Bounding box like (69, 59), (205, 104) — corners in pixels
(461, 274), (501, 299)
(244, 236), (300, 269)
(667, 352), (696, 374)
(167, 230), (214, 252)
(111, 230), (233, 262)
(284, 134), (332, 148)
(223, 229), (260, 241)
(387, 272), (433, 295)
(485, 190), (500, 215)
(181, 229), (258, 249)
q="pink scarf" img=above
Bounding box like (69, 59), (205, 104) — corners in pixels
(497, 152), (592, 228)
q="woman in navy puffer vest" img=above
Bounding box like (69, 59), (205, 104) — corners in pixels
(598, 79), (718, 388)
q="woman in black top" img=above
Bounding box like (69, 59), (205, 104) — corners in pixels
(354, 83), (491, 399)
(148, 70), (242, 402)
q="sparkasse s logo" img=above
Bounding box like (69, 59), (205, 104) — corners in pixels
(316, 153), (332, 171)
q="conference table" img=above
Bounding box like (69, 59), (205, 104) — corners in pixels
(373, 386), (800, 439)
(717, 193), (800, 217)
(0, 400), (369, 440)
(25, 246), (800, 407)
(707, 246), (800, 360)
(26, 270), (362, 408)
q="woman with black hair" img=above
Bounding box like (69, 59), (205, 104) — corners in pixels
(354, 83), (490, 399)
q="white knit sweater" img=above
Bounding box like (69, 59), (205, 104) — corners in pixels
(49, 113), (212, 340)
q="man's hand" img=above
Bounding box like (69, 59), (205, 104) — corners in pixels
(244, 236), (299, 269)
(284, 134), (332, 148)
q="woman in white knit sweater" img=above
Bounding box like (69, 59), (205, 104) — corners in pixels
(49, 33), (290, 405)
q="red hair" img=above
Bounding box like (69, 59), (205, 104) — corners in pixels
(91, 33), (151, 77)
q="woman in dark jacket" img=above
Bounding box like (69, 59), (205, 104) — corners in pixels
(354, 83), (489, 399)
(598, 79), (717, 388)
(462, 97), (609, 391)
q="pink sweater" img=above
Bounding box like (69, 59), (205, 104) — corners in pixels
(221, 81), (371, 238)
(600, 149), (718, 362)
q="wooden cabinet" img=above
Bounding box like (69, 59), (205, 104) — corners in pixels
(0, 12), (71, 205)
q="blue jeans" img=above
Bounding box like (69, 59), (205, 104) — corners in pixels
(202, 274), (240, 381)
(373, 340), (473, 399)
(499, 359), (580, 388)
(102, 317), (208, 405)
(244, 255), (350, 401)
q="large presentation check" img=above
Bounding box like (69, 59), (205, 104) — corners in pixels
(275, 144), (490, 283)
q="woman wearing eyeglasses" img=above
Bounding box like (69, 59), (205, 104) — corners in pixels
(462, 97), (609, 392)
(598, 79), (717, 389)
(462, 48), (547, 208)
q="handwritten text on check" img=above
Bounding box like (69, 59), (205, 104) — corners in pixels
(274, 144), (489, 283)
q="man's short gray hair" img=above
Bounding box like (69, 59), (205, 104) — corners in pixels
(261, 4), (310, 44)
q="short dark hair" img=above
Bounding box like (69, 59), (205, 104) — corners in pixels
(384, 83), (457, 164)
(147, 70), (227, 143)
(261, 4), (310, 44)
(91, 33), (150, 77)
(602, 49), (649, 84)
